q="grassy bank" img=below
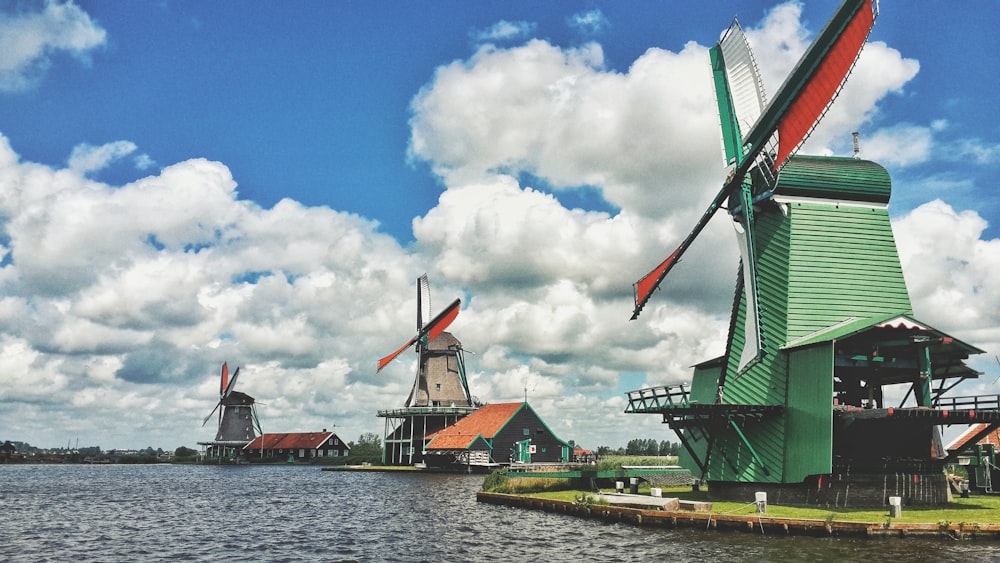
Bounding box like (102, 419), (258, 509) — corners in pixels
(527, 486), (1000, 525)
(482, 460), (1000, 526)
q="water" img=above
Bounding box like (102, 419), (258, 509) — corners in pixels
(2, 464), (999, 562)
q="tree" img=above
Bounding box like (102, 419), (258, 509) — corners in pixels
(351, 432), (382, 463)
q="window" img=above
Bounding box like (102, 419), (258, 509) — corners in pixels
(435, 383), (441, 391)
(522, 428), (530, 436)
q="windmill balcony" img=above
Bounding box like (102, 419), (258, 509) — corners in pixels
(377, 405), (479, 418)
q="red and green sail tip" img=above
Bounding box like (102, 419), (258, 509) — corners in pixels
(772, 0), (875, 170)
(632, 246), (681, 320)
(377, 298), (461, 372)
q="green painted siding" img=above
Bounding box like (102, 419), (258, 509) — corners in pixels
(784, 343), (834, 481)
(784, 202), (912, 341)
(708, 155), (913, 484)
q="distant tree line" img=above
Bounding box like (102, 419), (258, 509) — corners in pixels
(594, 439), (680, 457)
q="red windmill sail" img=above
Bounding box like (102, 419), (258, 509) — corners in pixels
(631, 0), (877, 320)
(377, 297), (461, 372)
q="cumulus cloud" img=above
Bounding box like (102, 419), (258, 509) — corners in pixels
(894, 200), (1000, 355)
(3, 1), (993, 452)
(0, 0), (106, 92)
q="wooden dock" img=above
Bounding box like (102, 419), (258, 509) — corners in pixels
(476, 492), (1000, 539)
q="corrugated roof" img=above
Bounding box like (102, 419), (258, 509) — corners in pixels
(244, 432), (345, 451)
(425, 402), (524, 450)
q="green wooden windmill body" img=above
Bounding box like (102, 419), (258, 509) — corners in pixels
(627, 1), (989, 503)
(680, 155), (910, 483)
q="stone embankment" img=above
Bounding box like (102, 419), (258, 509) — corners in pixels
(476, 491), (1000, 540)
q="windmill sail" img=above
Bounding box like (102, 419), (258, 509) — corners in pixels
(742, 0), (877, 172)
(377, 297), (461, 372)
(631, 0), (877, 320)
(417, 274), (432, 330)
(219, 362), (229, 396)
(713, 19), (768, 167)
(203, 364), (240, 426)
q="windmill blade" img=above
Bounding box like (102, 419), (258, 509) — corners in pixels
(423, 298), (460, 343)
(219, 362), (229, 397)
(741, 0), (877, 172)
(733, 217), (763, 370)
(377, 298), (461, 372)
(712, 19), (767, 168)
(202, 400), (222, 427)
(222, 366), (240, 399)
(378, 335), (420, 372)
(417, 274), (431, 330)
(631, 0), (876, 320)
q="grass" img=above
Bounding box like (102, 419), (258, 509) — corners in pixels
(521, 484), (1000, 525)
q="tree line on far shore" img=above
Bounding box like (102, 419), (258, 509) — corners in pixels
(594, 438), (680, 458)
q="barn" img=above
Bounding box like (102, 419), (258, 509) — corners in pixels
(243, 430), (350, 462)
(423, 402), (571, 470)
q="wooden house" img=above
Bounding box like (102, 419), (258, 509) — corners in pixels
(243, 430), (350, 461)
(423, 402), (571, 470)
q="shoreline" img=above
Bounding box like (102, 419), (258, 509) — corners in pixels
(476, 491), (1000, 540)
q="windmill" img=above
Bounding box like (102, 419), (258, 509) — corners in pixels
(625, 0), (991, 507)
(198, 362), (262, 463)
(376, 275), (480, 465)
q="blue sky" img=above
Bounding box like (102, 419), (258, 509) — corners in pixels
(0, 1), (998, 450)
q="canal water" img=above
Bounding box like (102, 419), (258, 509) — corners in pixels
(2, 464), (999, 561)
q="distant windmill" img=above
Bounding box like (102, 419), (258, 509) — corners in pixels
(376, 275), (480, 465)
(626, 0), (989, 507)
(378, 274), (473, 408)
(200, 363), (262, 462)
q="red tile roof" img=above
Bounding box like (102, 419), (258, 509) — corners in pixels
(244, 432), (345, 451)
(947, 423), (1000, 451)
(426, 402), (524, 450)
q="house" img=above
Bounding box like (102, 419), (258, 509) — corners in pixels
(243, 430), (350, 461)
(946, 424), (1000, 492)
(423, 402), (571, 469)
(1, 440), (16, 463)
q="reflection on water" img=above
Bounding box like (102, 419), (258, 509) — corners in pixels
(1, 464), (999, 561)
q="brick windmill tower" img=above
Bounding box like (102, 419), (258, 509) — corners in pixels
(626, 0), (992, 506)
(377, 275), (481, 465)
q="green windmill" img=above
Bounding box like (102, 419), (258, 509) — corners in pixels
(627, 0), (993, 507)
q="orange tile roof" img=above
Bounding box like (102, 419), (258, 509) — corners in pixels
(426, 402), (524, 450)
(244, 432), (345, 451)
(947, 423), (1000, 451)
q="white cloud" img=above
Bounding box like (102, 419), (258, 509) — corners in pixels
(0, 0), (107, 92)
(860, 123), (933, 166)
(473, 20), (536, 43)
(568, 9), (609, 35)
(68, 141), (139, 174)
(2, 2), (993, 453)
(894, 200), (1000, 355)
